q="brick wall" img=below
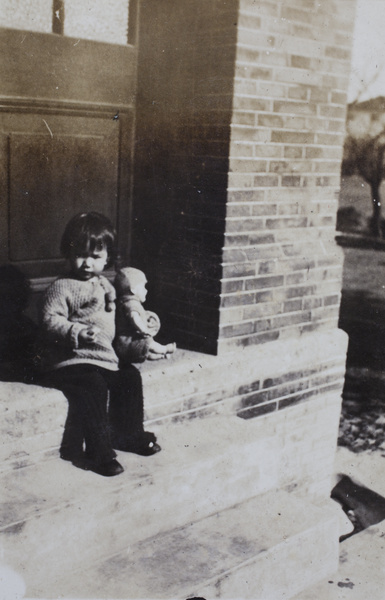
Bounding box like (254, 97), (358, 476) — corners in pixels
(133, 0), (356, 354)
(220, 0), (356, 351)
(132, 0), (236, 353)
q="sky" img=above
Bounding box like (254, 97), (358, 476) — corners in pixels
(348, 0), (385, 102)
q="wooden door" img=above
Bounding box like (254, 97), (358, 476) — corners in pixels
(0, 2), (138, 282)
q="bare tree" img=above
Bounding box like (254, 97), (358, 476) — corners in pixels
(350, 68), (385, 107)
(349, 57), (385, 106)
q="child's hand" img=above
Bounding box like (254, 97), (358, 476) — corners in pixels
(105, 301), (115, 312)
(105, 292), (116, 312)
(79, 326), (100, 344)
(131, 311), (150, 336)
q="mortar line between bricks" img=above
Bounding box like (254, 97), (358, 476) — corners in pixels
(245, 371), (345, 399)
(221, 318), (343, 336)
(151, 362), (345, 405)
(234, 37), (325, 51)
(150, 385), (233, 407)
(150, 364), (345, 416)
(145, 398), (236, 425)
(218, 310), (340, 328)
(148, 379), (251, 402)
(280, 380), (345, 403)
(235, 67), (348, 85)
(238, 379), (345, 415)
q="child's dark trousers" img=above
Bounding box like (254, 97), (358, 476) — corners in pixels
(39, 363), (145, 465)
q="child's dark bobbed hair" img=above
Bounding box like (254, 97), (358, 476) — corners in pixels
(60, 212), (117, 268)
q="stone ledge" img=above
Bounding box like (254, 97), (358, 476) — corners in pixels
(137, 328), (348, 423)
(0, 328), (348, 470)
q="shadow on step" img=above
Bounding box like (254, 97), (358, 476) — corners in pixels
(0, 265), (37, 384)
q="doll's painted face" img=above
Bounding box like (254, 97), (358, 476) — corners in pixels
(133, 280), (148, 303)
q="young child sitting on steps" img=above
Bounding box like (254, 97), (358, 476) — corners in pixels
(114, 267), (176, 364)
(38, 212), (160, 477)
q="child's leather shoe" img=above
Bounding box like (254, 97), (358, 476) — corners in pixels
(90, 459), (124, 477)
(112, 431), (161, 456)
(136, 440), (162, 456)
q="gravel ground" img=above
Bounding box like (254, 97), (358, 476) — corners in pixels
(338, 405), (385, 455)
(335, 227), (385, 535)
(337, 225), (385, 457)
(335, 405), (385, 538)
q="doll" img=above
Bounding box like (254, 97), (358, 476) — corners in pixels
(114, 267), (176, 363)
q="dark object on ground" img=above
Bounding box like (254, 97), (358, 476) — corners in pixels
(331, 474), (385, 540)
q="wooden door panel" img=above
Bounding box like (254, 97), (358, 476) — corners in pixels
(9, 125), (119, 262)
(1, 112), (122, 277)
(0, 26), (137, 280)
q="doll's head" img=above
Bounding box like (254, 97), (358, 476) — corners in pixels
(115, 267), (148, 303)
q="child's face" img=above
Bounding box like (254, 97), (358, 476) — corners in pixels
(133, 281), (147, 303)
(69, 248), (108, 280)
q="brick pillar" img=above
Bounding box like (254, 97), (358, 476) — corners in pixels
(133, 0), (238, 353)
(133, 0), (356, 355)
(219, 0), (356, 351)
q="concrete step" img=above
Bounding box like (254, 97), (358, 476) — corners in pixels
(0, 382), (65, 472)
(293, 518), (385, 600)
(0, 330), (346, 473)
(47, 490), (339, 600)
(0, 331), (346, 598)
(0, 414), (282, 596)
(0, 347), (249, 471)
(0, 348), (231, 471)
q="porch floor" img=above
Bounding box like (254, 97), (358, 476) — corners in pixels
(1, 333), (347, 598)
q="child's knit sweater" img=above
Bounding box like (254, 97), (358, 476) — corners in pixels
(40, 274), (119, 371)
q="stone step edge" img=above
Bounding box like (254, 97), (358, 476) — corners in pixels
(0, 328), (347, 416)
(0, 413), (275, 533)
(48, 489), (339, 600)
(138, 329), (348, 399)
(1, 414), (282, 592)
(0, 328), (348, 465)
